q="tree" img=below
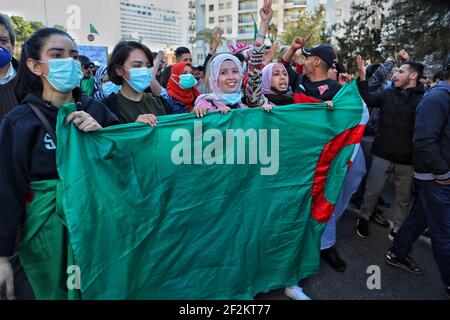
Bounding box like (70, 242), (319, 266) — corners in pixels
(53, 24), (68, 32)
(7, 15), (70, 57)
(10, 16), (36, 45)
(383, 0), (450, 64)
(334, 0), (450, 67)
(193, 28), (226, 47)
(279, 5), (328, 47)
(333, 0), (388, 65)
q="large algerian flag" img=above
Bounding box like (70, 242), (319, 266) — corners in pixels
(55, 81), (366, 299)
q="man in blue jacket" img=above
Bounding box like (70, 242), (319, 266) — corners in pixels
(386, 53), (450, 299)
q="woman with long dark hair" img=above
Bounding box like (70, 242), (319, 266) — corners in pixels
(0, 28), (119, 300)
(102, 41), (168, 126)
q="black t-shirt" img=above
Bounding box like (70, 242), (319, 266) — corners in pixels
(286, 64), (341, 101)
(295, 76), (341, 101)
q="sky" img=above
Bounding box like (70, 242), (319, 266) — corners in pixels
(0, 0), (189, 51)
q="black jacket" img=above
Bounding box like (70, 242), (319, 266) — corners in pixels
(0, 57), (19, 118)
(357, 79), (424, 165)
(0, 94), (119, 256)
(413, 81), (450, 180)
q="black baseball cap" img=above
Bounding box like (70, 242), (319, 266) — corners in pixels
(302, 45), (338, 68)
(79, 55), (94, 68)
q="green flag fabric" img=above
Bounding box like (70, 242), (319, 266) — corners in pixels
(19, 180), (80, 300)
(53, 81), (365, 299)
(252, 15), (259, 41)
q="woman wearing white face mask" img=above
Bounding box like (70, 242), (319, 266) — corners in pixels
(0, 28), (120, 300)
(101, 41), (168, 126)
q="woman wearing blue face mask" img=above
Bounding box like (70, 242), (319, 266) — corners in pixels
(0, 28), (120, 300)
(93, 65), (121, 100)
(164, 62), (200, 113)
(101, 41), (168, 126)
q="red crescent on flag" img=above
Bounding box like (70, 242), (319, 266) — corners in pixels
(311, 124), (366, 223)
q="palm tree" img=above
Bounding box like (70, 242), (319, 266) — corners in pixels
(193, 27), (227, 46)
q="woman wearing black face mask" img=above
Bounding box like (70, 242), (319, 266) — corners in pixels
(261, 62), (294, 107)
(0, 28), (119, 300)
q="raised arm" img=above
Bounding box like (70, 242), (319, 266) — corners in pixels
(246, 0), (273, 108)
(150, 50), (165, 96)
(356, 55), (383, 109)
(281, 33), (312, 65)
(203, 27), (223, 71)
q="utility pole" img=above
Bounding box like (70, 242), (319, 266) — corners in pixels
(43, 0), (49, 27)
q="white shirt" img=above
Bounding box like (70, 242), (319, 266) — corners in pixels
(0, 62), (16, 85)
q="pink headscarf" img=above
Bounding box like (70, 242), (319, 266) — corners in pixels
(261, 62), (289, 95)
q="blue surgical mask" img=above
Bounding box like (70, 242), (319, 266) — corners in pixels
(176, 74), (197, 89)
(124, 67), (153, 93)
(41, 58), (83, 93)
(0, 46), (12, 68)
(102, 81), (122, 96)
(219, 92), (243, 105)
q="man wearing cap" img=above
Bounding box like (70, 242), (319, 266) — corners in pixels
(79, 55), (95, 96)
(0, 13), (18, 118)
(281, 38), (341, 104)
(385, 54), (450, 299)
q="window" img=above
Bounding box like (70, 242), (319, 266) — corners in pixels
(209, 17), (215, 24)
(219, 16), (225, 23)
(335, 9), (342, 16)
(227, 27), (232, 34)
(227, 2), (232, 9)
(219, 3), (224, 10)
(209, 4), (214, 11)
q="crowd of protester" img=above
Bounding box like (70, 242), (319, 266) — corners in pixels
(0, 0), (449, 300)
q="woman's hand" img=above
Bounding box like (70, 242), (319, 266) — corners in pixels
(0, 257), (14, 300)
(193, 106), (208, 118)
(136, 114), (158, 126)
(325, 101), (334, 108)
(261, 103), (273, 112)
(66, 111), (103, 132)
(218, 105), (232, 115)
(259, 0), (273, 23)
(263, 41), (280, 66)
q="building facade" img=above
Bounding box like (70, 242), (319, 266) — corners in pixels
(118, 0), (189, 51)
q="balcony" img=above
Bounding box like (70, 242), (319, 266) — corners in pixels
(238, 15), (254, 24)
(238, 0), (257, 11)
(284, 0), (307, 9)
(285, 0), (307, 5)
(189, 1), (195, 9)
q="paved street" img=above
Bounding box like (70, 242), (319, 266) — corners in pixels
(256, 180), (447, 300)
